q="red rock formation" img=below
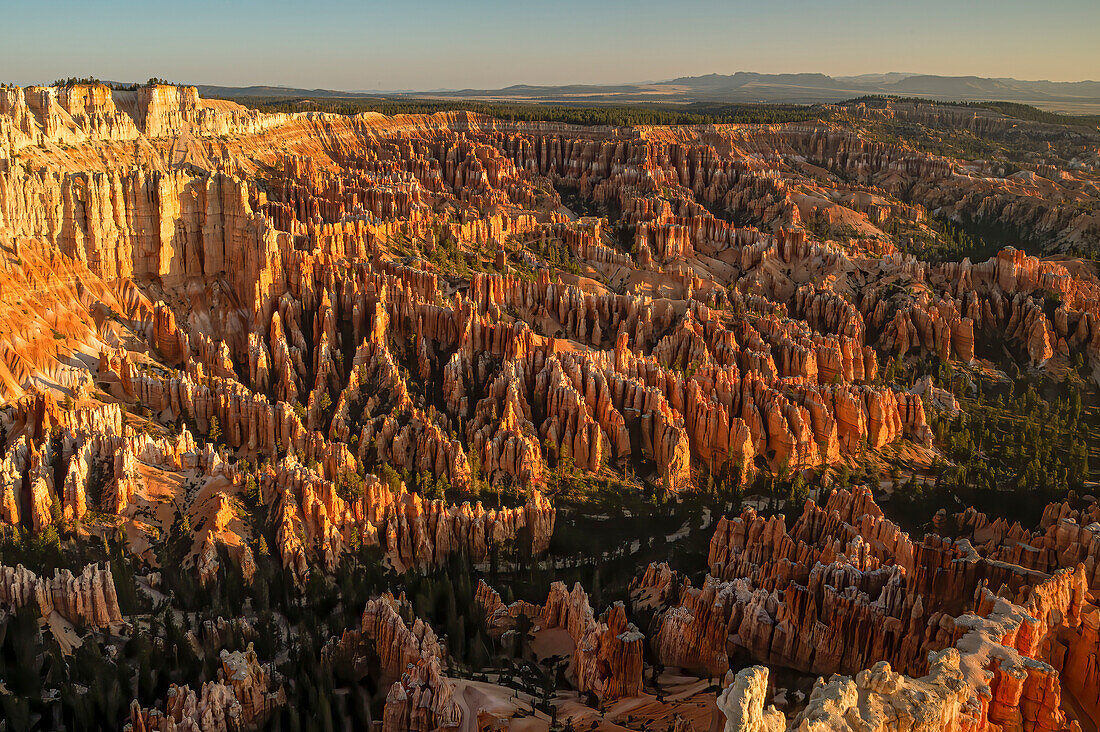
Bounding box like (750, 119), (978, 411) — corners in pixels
(0, 88), (969, 513)
(477, 578), (645, 702)
(697, 485), (1100, 703)
(0, 562), (122, 628)
(720, 566), (1096, 732)
(474, 578), (543, 636)
(3, 85), (1100, 730)
(322, 592), (462, 732)
(127, 643), (284, 732)
(380, 655), (461, 732)
(544, 582), (645, 701)
(360, 593), (446, 678)
(259, 451), (554, 581)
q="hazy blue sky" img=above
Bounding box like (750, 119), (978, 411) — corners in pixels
(5, 0), (1098, 90)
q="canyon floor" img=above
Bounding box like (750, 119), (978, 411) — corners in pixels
(0, 83), (1099, 731)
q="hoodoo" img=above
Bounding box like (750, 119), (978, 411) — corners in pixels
(0, 78), (1097, 731)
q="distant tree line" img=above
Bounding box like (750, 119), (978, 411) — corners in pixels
(48, 77), (182, 90)
(224, 95), (833, 127)
(843, 95), (1100, 130)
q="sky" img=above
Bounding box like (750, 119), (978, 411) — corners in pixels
(4, 0), (1098, 91)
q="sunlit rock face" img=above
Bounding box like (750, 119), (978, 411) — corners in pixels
(1, 84), (1099, 732)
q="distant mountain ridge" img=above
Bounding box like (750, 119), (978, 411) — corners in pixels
(197, 72), (1100, 114)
